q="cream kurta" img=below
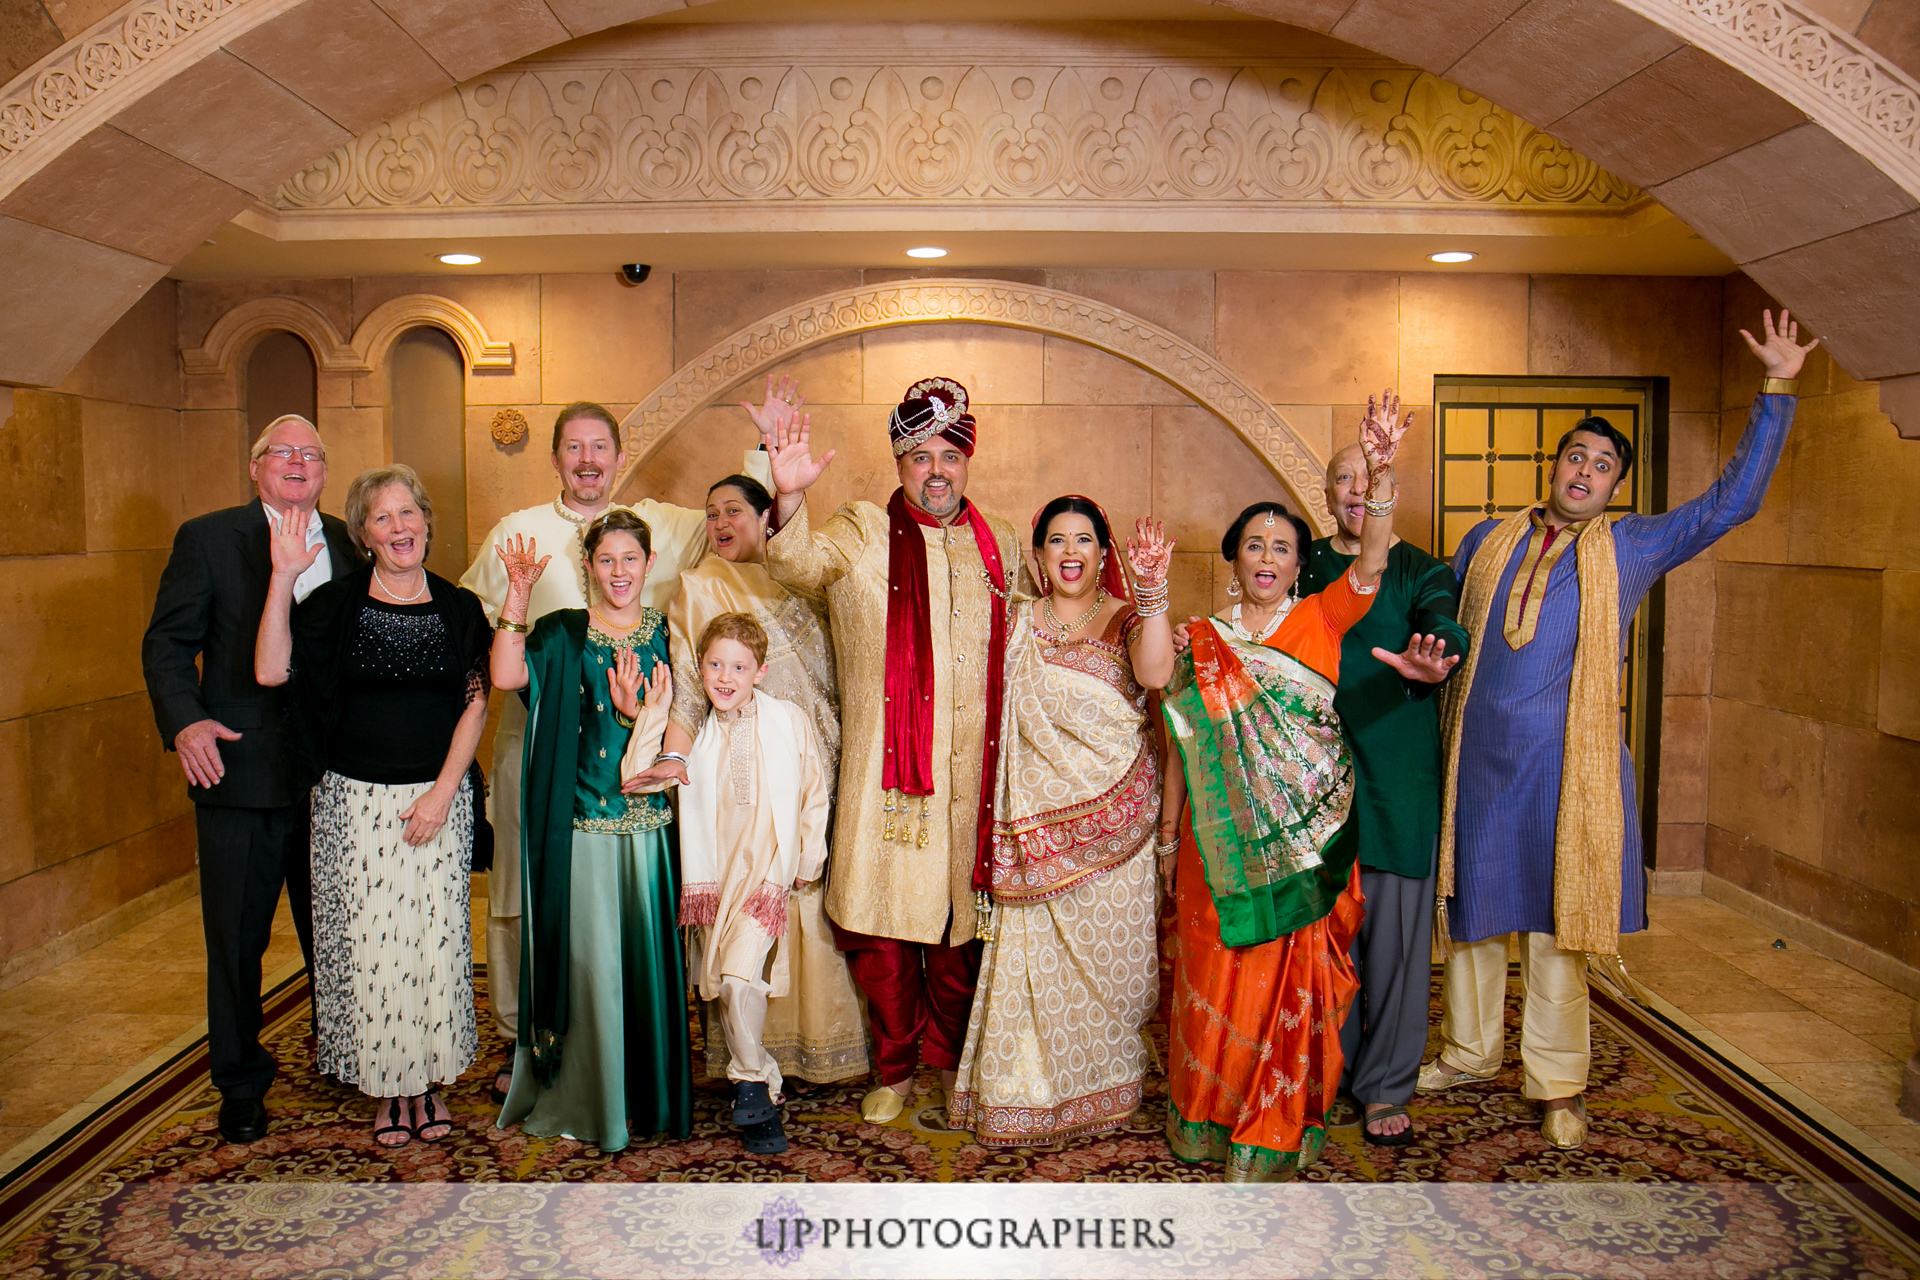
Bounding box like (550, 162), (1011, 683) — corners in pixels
(765, 499), (1019, 946)
(457, 450), (769, 1029)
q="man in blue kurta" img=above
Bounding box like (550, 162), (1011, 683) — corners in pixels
(1418, 311), (1818, 1149)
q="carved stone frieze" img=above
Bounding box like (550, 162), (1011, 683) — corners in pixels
(612, 277), (1334, 530)
(270, 60), (1638, 215)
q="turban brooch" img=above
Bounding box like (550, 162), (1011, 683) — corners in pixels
(888, 376), (976, 457)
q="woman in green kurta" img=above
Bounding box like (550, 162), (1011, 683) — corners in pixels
(488, 508), (693, 1151)
(1297, 439), (1468, 1145)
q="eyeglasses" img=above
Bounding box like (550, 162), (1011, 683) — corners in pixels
(262, 446), (326, 463)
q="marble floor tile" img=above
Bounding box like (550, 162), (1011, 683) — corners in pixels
(1774, 1060), (1910, 1130)
(8, 1013), (200, 1067)
(1722, 948), (1882, 992)
(1641, 965), (1811, 1014)
(1694, 1011), (1889, 1066)
(1860, 1123), (1920, 1165)
(0, 1061), (127, 1129)
(1775, 984), (1915, 1036)
(1616, 933), (1725, 972)
(1655, 911), (1786, 956)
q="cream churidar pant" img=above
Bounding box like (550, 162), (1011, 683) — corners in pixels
(1438, 931), (1589, 1101)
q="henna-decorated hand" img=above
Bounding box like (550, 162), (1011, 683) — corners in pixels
(494, 534), (551, 612)
(1126, 517), (1175, 586)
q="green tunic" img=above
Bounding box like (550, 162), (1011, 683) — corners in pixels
(1297, 539), (1469, 880)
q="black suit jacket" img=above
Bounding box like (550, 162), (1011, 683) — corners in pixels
(142, 501), (363, 809)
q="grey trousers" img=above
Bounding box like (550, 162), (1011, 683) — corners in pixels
(1339, 866), (1436, 1107)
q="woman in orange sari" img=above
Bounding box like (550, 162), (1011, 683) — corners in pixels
(1160, 396), (1405, 1181)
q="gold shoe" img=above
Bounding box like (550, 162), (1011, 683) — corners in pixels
(1415, 1059), (1498, 1093)
(1541, 1096), (1588, 1149)
(860, 1085), (908, 1124)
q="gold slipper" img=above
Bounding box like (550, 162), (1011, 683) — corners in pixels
(860, 1085), (908, 1124)
(1415, 1059), (1498, 1092)
(1541, 1095), (1587, 1149)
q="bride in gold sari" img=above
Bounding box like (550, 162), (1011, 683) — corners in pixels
(948, 496), (1175, 1145)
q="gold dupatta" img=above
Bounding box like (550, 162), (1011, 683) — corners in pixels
(1437, 507), (1626, 956)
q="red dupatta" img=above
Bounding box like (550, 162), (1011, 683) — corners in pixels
(883, 488), (1008, 890)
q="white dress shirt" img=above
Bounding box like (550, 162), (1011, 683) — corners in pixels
(263, 501), (333, 603)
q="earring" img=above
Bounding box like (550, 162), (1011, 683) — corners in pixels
(1226, 575), (1242, 598)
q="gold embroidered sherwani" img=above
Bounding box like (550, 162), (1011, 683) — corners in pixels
(764, 499), (1020, 946)
(459, 451), (770, 1033)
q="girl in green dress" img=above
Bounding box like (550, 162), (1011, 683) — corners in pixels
(488, 508), (692, 1151)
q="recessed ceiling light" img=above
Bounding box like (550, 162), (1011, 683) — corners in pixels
(904, 246), (948, 259)
(1429, 251), (1476, 264)
(438, 252), (483, 265)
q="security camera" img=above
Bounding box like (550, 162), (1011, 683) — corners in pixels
(620, 264), (652, 285)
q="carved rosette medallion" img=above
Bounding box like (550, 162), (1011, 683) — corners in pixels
(491, 407), (530, 447)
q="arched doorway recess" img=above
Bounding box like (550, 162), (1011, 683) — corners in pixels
(2, 0), (1919, 412)
(610, 277), (1336, 530)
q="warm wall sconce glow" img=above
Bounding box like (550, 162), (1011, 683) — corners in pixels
(438, 252), (483, 265)
(1429, 251), (1476, 264)
(904, 247), (948, 259)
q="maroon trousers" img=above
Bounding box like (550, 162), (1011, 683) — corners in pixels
(833, 924), (982, 1086)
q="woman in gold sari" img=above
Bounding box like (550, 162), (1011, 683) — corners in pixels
(948, 496), (1175, 1145)
(1161, 397), (1408, 1181)
(653, 471), (869, 1088)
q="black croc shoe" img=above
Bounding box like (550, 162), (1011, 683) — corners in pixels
(732, 1081), (777, 1127)
(741, 1113), (787, 1155)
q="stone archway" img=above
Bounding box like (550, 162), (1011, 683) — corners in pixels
(610, 277), (1336, 530)
(4, 0), (1920, 411)
(179, 292), (515, 388)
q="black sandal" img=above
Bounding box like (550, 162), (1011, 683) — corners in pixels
(732, 1082), (778, 1127)
(1361, 1104), (1418, 1147)
(413, 1091), (453, 1143)
(373, 1097), (412, 1148)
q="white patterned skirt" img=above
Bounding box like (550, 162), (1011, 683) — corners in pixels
(311, 771), (478, 1097)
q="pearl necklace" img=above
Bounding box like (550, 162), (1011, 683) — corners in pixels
(1043, 586), (1106, 637)
(1230, 598), (1293, 643)
(373, 567), (427, 603)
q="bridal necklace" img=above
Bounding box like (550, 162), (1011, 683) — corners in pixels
(1044, 586), (1106, 637)
(373, 567), (427, 603)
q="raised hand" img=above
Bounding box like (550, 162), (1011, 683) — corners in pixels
(642, 659), (672, 712)
(608, 648), (644, 719)
(1127, 517), (1174, 585)
(1372, 633), (1461, 684)
(741, 373), (806, 446)
(1360, 388), (1412, 482)
(495, 534), (551, 606)
(767, 411), (834, 496)
(1739, 309), (1819, 381)
(268, 509), (323, 579)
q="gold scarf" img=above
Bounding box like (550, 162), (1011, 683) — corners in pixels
(1437, 506), (1626, 956)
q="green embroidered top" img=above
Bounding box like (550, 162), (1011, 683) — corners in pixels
(573, 616), (671, 834)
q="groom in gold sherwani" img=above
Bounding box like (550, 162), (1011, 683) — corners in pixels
(764, 377), (1020, 1124)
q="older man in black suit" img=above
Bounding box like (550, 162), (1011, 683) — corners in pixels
(143, 414), (361, 1144)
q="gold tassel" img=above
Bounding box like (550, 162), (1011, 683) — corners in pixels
(1588, 952), (1655, 1008)
(882, 790), (897, 843)
(916, 796), (931, 848)
(1433, 897), (1453, 962)
(974, 890), (996, 943)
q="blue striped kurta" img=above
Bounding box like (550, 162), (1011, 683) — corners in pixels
(1448, 394), (1796, 943)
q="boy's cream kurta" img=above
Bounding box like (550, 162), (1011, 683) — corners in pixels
(764, 498), (1019, 947)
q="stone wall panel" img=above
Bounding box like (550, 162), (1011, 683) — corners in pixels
(538, 272), (674, 408)
(1714, 560), (1880, 727)
(28, 693), (187, 870)
(1706, 696), (1826, 866)
(1216, 272), (1401, 407)
(0, 390), (85, 558)
(82, 399), (182, 553)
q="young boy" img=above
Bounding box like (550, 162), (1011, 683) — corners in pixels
(624, 612), (831, 1154)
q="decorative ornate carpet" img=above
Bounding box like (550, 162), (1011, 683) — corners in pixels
(1, 966), (1916, 1277)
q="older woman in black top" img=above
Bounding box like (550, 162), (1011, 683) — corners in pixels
(256, 464), (489, 1148)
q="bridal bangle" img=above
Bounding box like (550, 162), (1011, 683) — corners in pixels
(495, 617), (529, 633)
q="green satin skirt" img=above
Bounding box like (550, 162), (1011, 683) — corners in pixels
(498, 827), (692, 1151)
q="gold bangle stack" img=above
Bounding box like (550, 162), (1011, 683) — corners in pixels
(496, 617), (529, 633)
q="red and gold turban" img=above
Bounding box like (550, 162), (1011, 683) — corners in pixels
(888, 376), (976, 457)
